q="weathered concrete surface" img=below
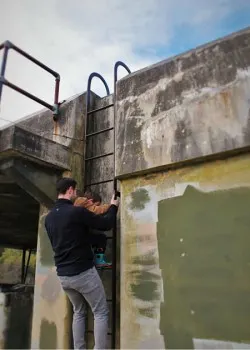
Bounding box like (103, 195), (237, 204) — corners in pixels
(117, 27), (250, 349)
(0, 285), (34, 349)
(0, 125), (70, 170)
(115, 26), (250, 177)
(31, 205), (72, 350)
(120, 152), (250, 349)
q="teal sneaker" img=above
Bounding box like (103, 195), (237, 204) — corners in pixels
(94, 253), (112, 269)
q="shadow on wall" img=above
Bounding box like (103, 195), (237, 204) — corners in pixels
(157, 185), (250, 349)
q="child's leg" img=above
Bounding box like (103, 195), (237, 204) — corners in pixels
(89, 233), (111, 268)
(90, 232), (107, 252)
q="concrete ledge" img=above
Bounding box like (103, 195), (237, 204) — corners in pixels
(115, 26), (250, 177)
(0, 125), (70, 170)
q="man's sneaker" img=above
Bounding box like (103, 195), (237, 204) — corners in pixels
(94, 253), (112, 269)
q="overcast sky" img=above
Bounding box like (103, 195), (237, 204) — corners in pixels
(1, 0), (250, 127)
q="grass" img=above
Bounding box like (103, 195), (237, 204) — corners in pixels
(0, 248), (36, 284)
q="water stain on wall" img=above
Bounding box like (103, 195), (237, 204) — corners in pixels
(39, 319), (57, 349)
(130, 270), (160, 302)
(129, 188), (150, 211)
(157, 185), (250, 349)
(130, 249), (160, 319)
(39, 215), (54, 267)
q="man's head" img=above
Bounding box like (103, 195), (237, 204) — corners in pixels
(56, 177), (77, 201)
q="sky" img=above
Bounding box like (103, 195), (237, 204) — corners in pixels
(0, 0), (250, 127)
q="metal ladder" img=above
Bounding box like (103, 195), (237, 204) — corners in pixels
(84, 61), (131, 349)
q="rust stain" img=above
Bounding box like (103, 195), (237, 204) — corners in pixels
(220, 90), (233, 118)
(221, 90), (230, 107)
(53, 121), (60, 137)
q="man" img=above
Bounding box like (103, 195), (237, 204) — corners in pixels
(74, 189), (112, 268)
(45, 177), (119, 350)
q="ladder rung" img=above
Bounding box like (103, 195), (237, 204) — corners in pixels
(96, 266), (112, 271)
(87, 103), (114, 115)
(85, 179), (113, 187)
(86, 330), (112, 336)
(86, 127), (114, 138)
(85, 152), (113, 161)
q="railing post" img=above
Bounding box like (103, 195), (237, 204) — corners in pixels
(0, 40), (61, 119)
(0, 41), (11, 102)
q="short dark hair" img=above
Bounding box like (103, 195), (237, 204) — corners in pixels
(56, 177), (77, 194)
(83, 189), (102, 203)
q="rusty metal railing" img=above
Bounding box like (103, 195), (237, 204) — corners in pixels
(0, 40), (61, 120)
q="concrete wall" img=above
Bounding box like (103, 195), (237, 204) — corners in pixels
(120, 154), (250, 349)
(116, 27), (250, 349)
(0, 286), (34, 349)
(116, 27), (250, 177)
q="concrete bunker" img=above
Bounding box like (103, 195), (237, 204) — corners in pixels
(1, 26), (250, 349)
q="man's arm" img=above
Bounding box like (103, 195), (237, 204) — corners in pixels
(74, 197), (110, 214)
(74, 205), (117, 230)
(88, 203), (111, 215)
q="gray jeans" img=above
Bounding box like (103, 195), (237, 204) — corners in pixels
(59, 267), (109, 350)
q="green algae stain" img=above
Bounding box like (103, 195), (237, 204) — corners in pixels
(129, 188), (150, 211)
(39, 319), (57, 349)
(157, 185), (250, 349)
(130, 270), (160, 302)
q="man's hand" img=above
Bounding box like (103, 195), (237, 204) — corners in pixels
(111, 193), (120, 207)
